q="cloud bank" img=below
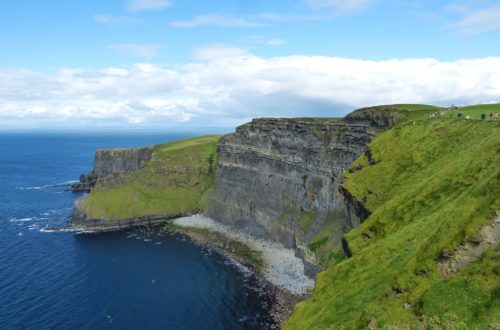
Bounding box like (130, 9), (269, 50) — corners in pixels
(1, 47), (499, 129)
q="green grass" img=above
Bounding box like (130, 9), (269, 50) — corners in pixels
(455, 104), (500, 120)
(267, 117), (343, 122)
(82, 135), (221, 220)
(286, 115), (499, 329)
(420, 248), (500, 329)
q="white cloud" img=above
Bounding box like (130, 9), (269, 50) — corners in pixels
(125, 0), (173, 12)
(242, 36), (287, 46)
(266, 38), (286, 46)
(1, 47), (499, 129)
(453, 4), (500, 34)
(306, 0), (373, 11)
(94, 14), (138, 27)
(170, 14), (263, 28)
(258, 13), (322, 22)
(109, 44), (164, 58)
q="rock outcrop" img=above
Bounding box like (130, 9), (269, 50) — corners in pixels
(71, 147), (153, 192)
(438, 212), (500, 277)
(206, 109), (403, 272)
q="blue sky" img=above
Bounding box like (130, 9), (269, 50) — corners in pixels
(1, 0), (499, 129)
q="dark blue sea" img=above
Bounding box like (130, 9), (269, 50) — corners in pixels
(0, 132), (275, 329)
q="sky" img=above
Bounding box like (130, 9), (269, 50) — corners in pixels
(1, 0), (499, 130)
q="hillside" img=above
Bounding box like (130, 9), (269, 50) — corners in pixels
(286, 105), (500, 329)
(79, 135), (221, 221)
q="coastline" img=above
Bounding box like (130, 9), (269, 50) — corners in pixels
(168, 215), (315, 327)
(170, 228), (303, 327)
(67, 214), (314, 327)
(171, 215), (315, 296)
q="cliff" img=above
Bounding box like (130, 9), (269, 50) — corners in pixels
(206, 109), (405, 271)
(72, 136), (220, 229)
(68, 103), (500, 329)
(71, 147), (153, 192)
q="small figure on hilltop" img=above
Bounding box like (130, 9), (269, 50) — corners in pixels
(481, 113), (486, 121)
(490, 112), (494, 121)
(458, 111), (463, 119)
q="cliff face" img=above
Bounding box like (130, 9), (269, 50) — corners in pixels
(207, 110), (402, 271)
(92, 147), (154, 178)
(71, 147), (153, 192)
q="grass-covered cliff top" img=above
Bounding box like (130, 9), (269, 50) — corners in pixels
(362, 103), (500, 120)
(287, 107), (499, 329)
(81, 135), (221, 220)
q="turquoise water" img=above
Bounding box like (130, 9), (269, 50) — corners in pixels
(0, 132), (275, 329)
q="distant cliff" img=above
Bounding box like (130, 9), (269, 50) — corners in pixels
(206, 109), (404, 272)
(71, 136), (220, 229)
(71, 147), (153, 192)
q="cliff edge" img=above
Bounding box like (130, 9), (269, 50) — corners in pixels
(72, 135), (220, 229)
(71, 147), (153, 192)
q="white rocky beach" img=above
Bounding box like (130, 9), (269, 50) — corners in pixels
(173, 214), (315, 296)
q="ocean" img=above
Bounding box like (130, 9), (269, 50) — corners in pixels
(0, 132), (275, 329)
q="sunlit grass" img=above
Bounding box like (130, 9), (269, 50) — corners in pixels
(287, 113), (499, 329)
(82, 135), (221, 220)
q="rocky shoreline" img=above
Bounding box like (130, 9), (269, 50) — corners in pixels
(65, 216), (307, 328)
(164, 217), (309, 328)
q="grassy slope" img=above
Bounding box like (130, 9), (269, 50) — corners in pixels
(305, 104), (443, 269)
(82, 135), (221, 220)
(287, 105), (500, 329)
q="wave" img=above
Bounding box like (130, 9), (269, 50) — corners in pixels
(40, 227), (76, 233)
(39, 227), (95, 234)
(9, 217), (34, 222)
(18, 180), (79, 190)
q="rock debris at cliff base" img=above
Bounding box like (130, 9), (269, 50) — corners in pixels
(173, 214), (315, 295)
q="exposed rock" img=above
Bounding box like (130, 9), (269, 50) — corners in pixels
(206, 110), (403, 272)
(70, 172), (97, 192)
(404, 302), (413, 310)
(343, 106), (406, 129)
(438, 212), (500, 277)
(71, 147), (153, 192)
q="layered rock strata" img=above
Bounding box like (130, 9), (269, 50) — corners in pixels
(207, 109), (402, 273)
(71, 147), (153, 192)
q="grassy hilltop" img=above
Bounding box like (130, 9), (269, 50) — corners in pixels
(81, 135), (221, 220)
(287, 104), (500, 329)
